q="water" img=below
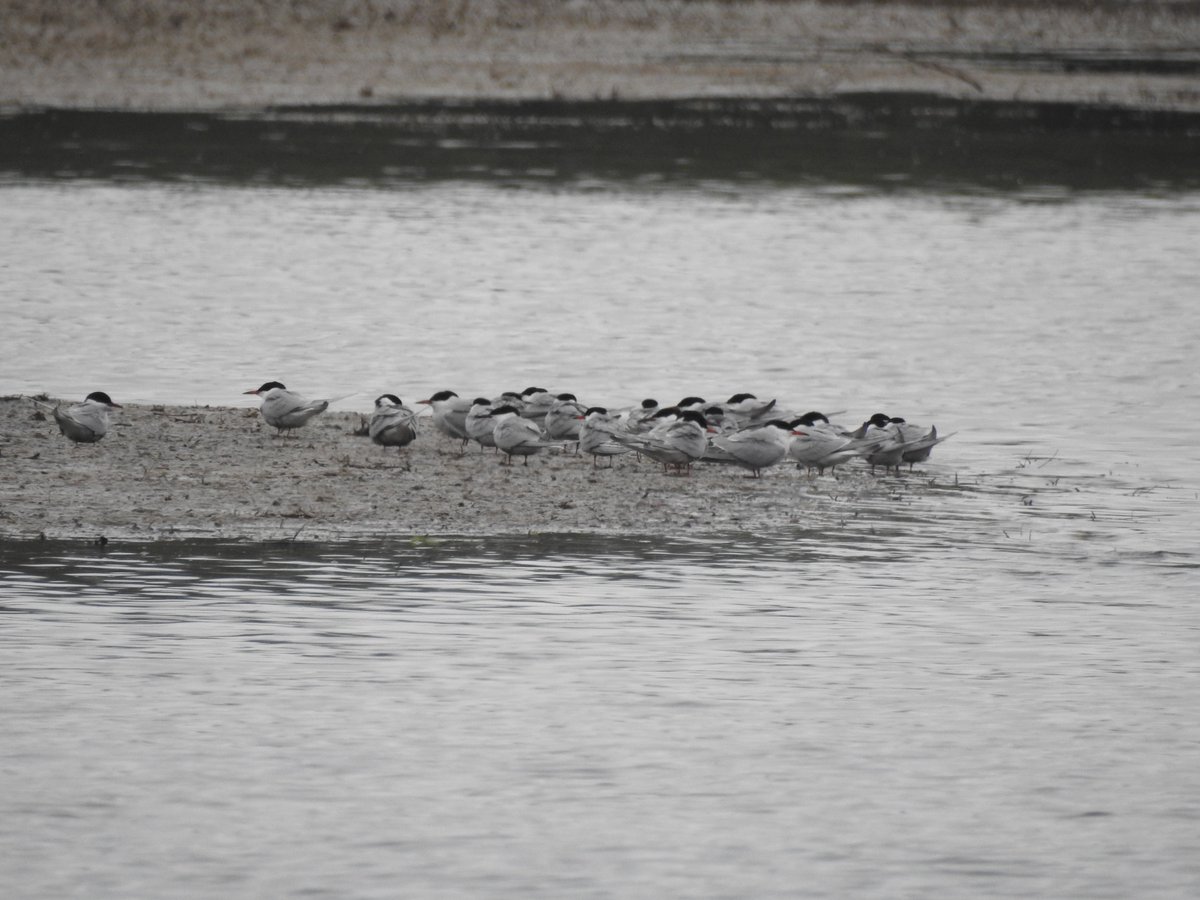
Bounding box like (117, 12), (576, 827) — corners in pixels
(2, 535), (1198, 898)
(2, 104), (1199, 897)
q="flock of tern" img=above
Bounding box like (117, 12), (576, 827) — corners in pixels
(41, 383), (952, 477)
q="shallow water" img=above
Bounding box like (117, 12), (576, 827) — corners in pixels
(2, 106), (1199, 897)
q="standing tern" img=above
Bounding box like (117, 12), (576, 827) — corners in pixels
(465, 397), (498, 451)
(788, 411), (884, 475)
(578, 407), (632, 468)
(543, 393), (586, 442)
(853, 413), (953, 473)
(243, 382), (329, 435)
(418, 390), (471, 450)
(704, 419), (796, 478)
(490, 404), (555, 465)
(889, 417), (954, 470)
(616, 409), (712, 474)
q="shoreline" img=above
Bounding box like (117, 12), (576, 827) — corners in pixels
(3, 1), (1200, 113)
(1, 397), (959, 544)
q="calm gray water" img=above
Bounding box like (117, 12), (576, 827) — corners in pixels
(2, 113), (1200, 897)
(1, 532), (1198, 899)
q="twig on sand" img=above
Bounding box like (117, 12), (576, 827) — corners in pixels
(897, 51), (984, 93)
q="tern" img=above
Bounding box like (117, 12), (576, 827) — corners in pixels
(704, 419), (795, 478)
(579, 407), (632, 468)
(890, 417), (955, 470)
(518, 386), (556, 421)
(418, 390), (471, 450)
(851, 413), (908, 472)
(243, 382), (329, 435)
(44, 391), (122, 444)
(465, 397), (499, 451)
(616, 409), (712, 474)
(721, 393), (778, 428)
(854, 413), (952, 473)
(543, 393), (586, 442)
(490, 405), (555, 465)
(788, 411), (883, 475)
(703, 405), (736, 434)
(368, 394), (419, 453)
(623, 398), (660, 434)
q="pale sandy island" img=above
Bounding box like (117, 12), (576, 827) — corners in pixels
(3, 0), (1199, 111)
(0, 397), (966, 543)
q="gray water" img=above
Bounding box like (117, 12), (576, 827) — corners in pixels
(2, 110), (1200, 897)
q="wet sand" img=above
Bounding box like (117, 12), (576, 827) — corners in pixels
(3, 1), (1199, 111)
(0, 397), (945, 543)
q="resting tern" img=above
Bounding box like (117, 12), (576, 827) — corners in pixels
(243, 381), (329, 435)
(518, 386), (556, 421)
(623, 399), (660, 434)
(492, 390), (526, 413)
(543, 393), (586, 441)
(368, 394), (419, 452)
(788, 417), (867, 474)
(465, 398), (499, 450)
(721, 393), (778, 428)
(889, 417), (954, 470)
(853, 413), (952, 473)
(418, 390), (471, 449)
(787, 411), (883, 474)
(616, 409), (712, 474)
(704, 419), (796, 478)
(703, 405), (736, 434)
(490, 404), (554, 465)
(849, 413), (906, 472)
(45, 391), (122, 444)
(578, 407), (632, 468)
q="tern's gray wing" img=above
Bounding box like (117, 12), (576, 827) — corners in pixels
(900, 426), (955, 463)
(263, 391), (329, 429)
(370, 406), (419, 447)
(711, 430), (788, 471)
(53, 404), (105, 443)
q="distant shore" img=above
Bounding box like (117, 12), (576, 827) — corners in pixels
(0, 397), (954, 543)
(3, 1), (1199, 112)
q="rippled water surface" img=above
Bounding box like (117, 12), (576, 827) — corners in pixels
(2, 534), (1199, 899)
(2, 108), (1200, 897)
